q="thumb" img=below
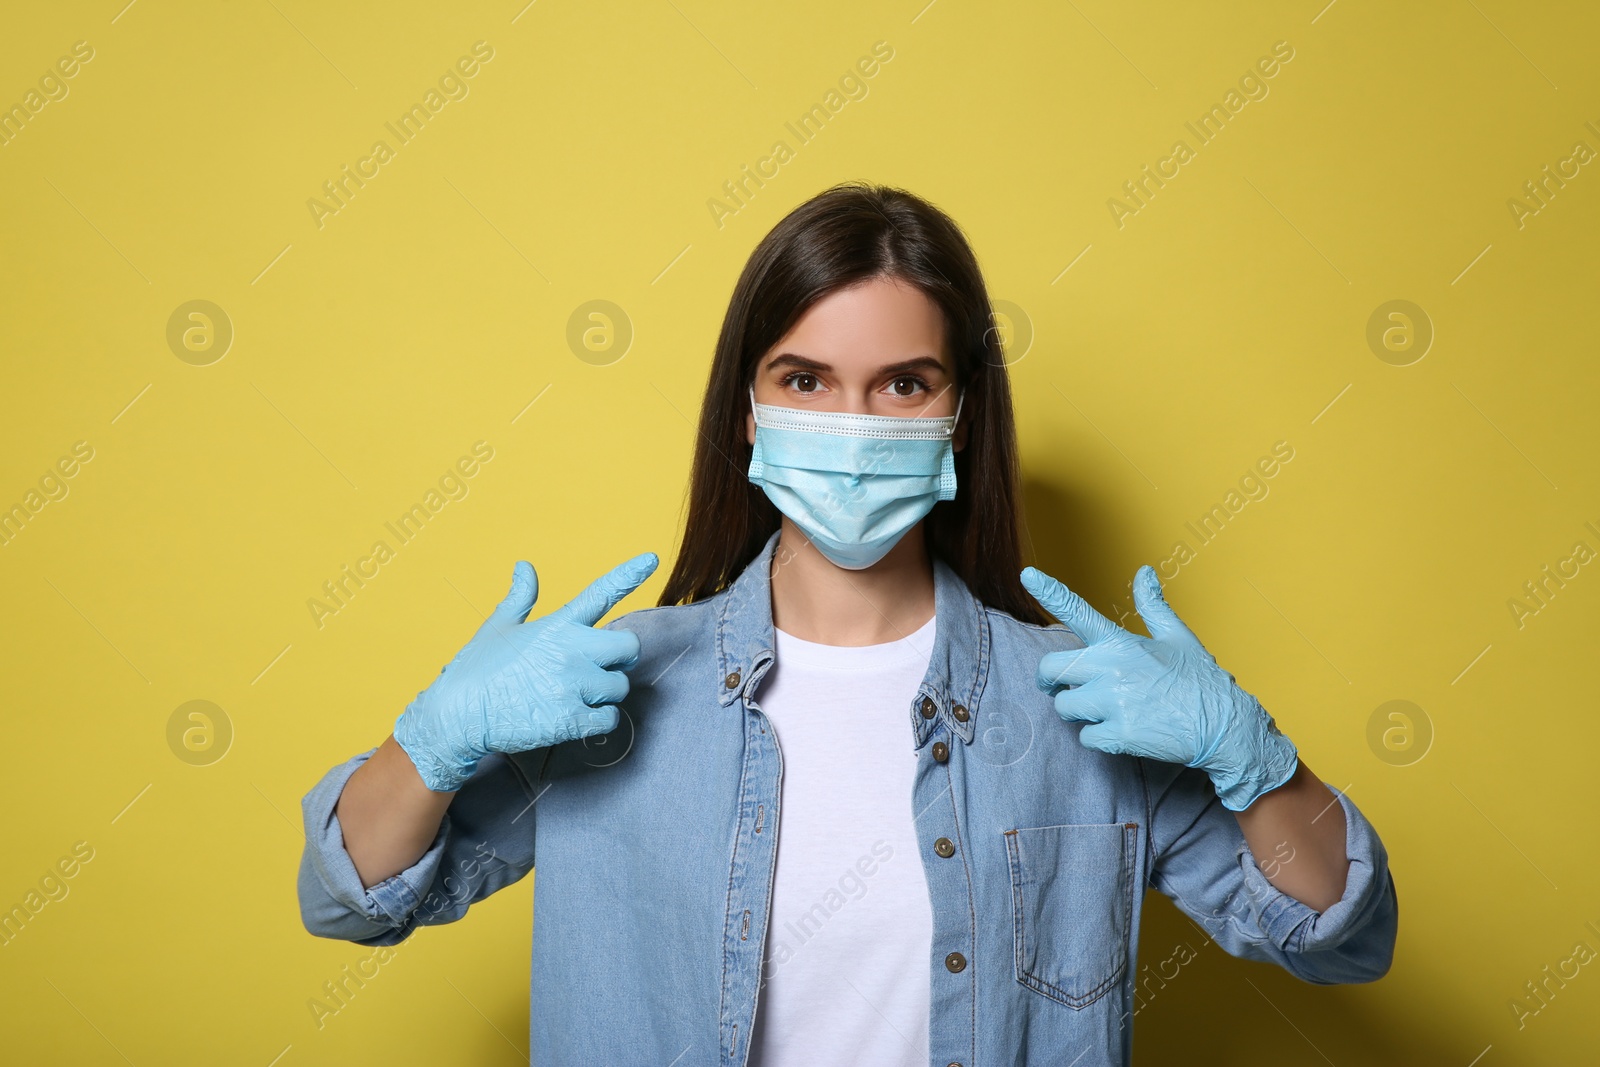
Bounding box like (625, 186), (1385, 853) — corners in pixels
(550, 551), (660, 627)
(488, 561), (539, 626)
(1131, 565), (1198, 645)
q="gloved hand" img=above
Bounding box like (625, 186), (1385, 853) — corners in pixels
(394, 552), (659, 793)
(1021, 563), (1299, 811)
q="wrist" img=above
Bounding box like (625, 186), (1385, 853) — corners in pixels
(393, 707), (477, 794)
(1213, 725), (1299, 811)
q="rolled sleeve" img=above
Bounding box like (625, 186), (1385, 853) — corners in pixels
(1228, 787), (1398, 982)
(297, 748), (451, 945)
(1145, 762), (1398, 985)
(296, 746), (539, 946)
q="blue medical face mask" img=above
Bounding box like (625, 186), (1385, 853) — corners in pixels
(746, 384), (964, 570)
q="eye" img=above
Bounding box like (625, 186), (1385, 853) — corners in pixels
(888, 374), (931, 397)
(778, 371), (822, 393)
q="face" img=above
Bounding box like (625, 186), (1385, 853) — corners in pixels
(745, 275), (968, 451)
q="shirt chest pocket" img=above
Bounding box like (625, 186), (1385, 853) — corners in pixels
(1003, 821), (1139, 1009)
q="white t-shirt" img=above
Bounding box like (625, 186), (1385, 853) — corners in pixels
(747, 614), (937, 1066)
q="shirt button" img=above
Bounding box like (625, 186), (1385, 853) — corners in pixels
(945, 951), (966, 973)
(725, 670), (741, 689)
(931, 741), (949, 763)
(952, 704), (969, 723)
(934, 837), (955, 858)
(920, 697), (936, 719)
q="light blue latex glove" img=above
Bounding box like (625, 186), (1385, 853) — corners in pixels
(394, 552), (659, 793)
(1022, 563), (1299, 811)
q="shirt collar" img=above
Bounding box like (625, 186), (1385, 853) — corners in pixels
(713, 530), (990, 748)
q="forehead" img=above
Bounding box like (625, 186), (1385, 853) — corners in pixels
(761, 277), (948, 371)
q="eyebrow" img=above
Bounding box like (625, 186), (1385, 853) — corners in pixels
(763, 353), (948, 376)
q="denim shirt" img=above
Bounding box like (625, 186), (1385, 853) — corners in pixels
(298, 531), (1398, 1066)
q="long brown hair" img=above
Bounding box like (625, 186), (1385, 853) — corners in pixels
(657, 180), (1051, 626)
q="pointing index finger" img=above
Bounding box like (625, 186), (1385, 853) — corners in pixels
(550, 552), (660, 627)
(1020, 566), (1122, 645)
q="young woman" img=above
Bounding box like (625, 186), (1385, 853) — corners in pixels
(297, 182), (1398, 1066)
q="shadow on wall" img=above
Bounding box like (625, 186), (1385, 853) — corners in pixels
(1019, 478), (1455, 1064)
(1019, 476), (1135, 631)
(1131, 892), (1452, 1065)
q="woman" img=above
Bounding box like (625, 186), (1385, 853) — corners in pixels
(297, 182), (1398, 1066)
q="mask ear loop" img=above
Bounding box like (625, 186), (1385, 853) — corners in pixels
(934, 387), (963, 500)
(746, 384), (768, 482)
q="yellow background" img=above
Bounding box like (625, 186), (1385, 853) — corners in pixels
(2, 0), (1596, 1062)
